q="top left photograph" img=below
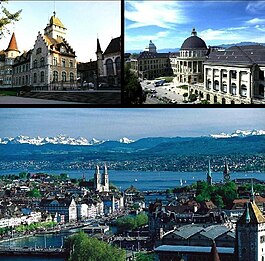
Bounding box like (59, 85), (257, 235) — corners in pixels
(0, 0), (121, 105)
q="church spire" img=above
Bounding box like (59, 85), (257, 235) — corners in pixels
(251, 178), (255, 203)
(207, 159), (212, 185)
(96, 38), (102, 53)
(223, 158), (230, 182)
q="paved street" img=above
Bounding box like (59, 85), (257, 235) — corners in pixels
(0, 96), (84, 104)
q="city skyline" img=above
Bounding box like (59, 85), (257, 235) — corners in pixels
(0, 1), (121, 62)
(0, 108), (264, 140)
(125, 0), (265, 52)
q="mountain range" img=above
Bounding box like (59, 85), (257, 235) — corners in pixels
(0, 130), (264, 146)
(0, 130), (264, 163)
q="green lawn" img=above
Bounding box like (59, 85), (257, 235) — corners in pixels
(0, 90), (18, 96)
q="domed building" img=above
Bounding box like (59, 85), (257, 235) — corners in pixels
(170, 28), (208, 84)
(144, 40), (157, 53)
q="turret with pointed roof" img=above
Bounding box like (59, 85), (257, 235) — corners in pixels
(6, 32), (20, 53)
(96, 38), (104, 77)
(236, 185), (265, 261)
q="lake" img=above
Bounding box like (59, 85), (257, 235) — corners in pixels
(0, 169), (264, 191)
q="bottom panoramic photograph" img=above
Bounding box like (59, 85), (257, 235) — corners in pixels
(0, 108), (264, 261)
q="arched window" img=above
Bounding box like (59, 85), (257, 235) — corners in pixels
(258, 84), (264, 97)
(214, 96), (218, 103)
(33, 60), (37, 68)
(214, 80), (219, 90)
(231, 83), (237, 95)
(231, 100), (235, 104)
(62, 72), (66, 82)
(33, 73), (37, 83)
(36, 47), (42, 54)
(207, 79), (211, 89)
(241, 84), (247, 97)
(222, 98), (226, 104)
(53, 57), (57, 66)
(22, 76), (25, 85)
(106, 59), (114, 76)
(40, 57), (45, 67)
(70, 72), (74, 82)
(40, 71), (44, 82)
(53, 71), (58, 82)
(206, 94), (210, 101)
(222, 81), (227, 92)
(115, 57), (121, 75)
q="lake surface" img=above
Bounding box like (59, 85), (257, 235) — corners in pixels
(1, 169), (265, 191)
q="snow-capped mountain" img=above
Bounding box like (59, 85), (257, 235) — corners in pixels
(0, 135), (133, 146)
(119, 137), (134, 144)
(210, 129), (265, 138)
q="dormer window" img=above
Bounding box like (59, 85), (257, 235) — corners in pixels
(60, 46), (66, 53)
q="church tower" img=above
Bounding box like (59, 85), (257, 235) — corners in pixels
(94, 165), (101, 192)
(235, 187), (265, 261)
(96, 38), (104, 77)
(44, 11), (67, 40)
(102, 164), (109, 192)
(223, 158), (230, 182)
(206, 159), (212, 185)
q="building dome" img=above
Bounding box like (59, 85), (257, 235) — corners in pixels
(181, 28), (207, 50)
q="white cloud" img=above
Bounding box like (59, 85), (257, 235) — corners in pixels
(246, 1), (265, 14)
(125, 1), (189, 29)
(246, 18), (265, 25)
(199, 28), (241, 42)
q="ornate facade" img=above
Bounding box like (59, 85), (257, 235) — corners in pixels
(190, 45), (265, 104)
(31, 12), (77, 90)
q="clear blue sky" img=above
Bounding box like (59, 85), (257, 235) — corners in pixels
(0, 109), (264, 140)
(125, 1), (265, 51)
(0, 1), (121, 62)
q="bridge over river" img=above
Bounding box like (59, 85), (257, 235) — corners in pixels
(0, 246), (67, 257)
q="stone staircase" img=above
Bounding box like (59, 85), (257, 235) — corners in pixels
(21, 91), (121, 104)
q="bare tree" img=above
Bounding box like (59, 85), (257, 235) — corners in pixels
(0, 0), (22, 38)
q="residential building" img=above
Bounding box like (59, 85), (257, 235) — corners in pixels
(39, 198), (77, 222)
(12, 50), (32, 88)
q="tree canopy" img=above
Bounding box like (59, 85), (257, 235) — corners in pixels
(65, 231), (125, 261)
(0, 0), (22, 38)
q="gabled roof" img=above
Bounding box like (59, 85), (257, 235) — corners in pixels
(238, 201), (265, 224)
(104, 37), (120, 55)
(6, 32), (19, 52)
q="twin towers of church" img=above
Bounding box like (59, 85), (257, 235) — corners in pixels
(94, 165), (109, 192)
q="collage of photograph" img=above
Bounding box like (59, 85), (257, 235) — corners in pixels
(0, 1), (265, 261)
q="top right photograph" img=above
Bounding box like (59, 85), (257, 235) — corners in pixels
(124, 1), (265, 105)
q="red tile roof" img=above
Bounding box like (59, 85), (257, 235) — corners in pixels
(6, 32), (19, 52)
